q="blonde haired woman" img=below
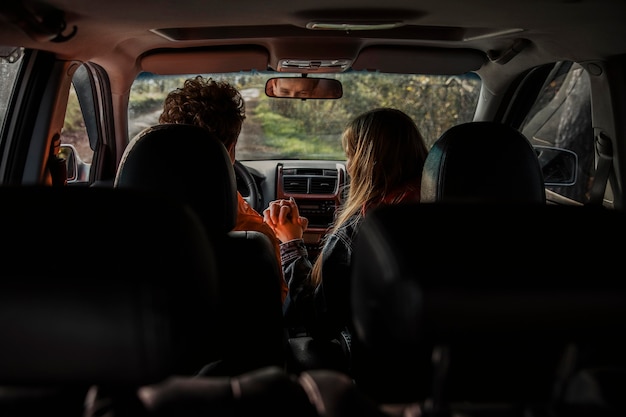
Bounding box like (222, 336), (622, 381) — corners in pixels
(263, 107), (428, 354)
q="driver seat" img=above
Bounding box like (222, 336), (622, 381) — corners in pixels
(115, 123), (286, 376)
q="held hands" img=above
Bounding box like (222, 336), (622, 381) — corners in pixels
(263, 197), (309, 243)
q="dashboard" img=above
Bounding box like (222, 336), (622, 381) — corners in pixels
(241, 160), (348, 261)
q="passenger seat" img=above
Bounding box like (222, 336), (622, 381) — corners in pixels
(420, 121), (546, 203)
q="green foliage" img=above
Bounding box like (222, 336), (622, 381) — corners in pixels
(63, 87), (84, 132)
(337, 73), (480, 148)
(128, 93), (165, 116)
(250, 73), (480, 155)
(254, 98), (344, 159)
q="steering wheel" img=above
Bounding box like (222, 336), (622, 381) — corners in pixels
(234, 160), (262, 213)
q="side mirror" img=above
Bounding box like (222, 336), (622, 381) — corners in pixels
(534, 145), (577, 186)
(265, 77), (343, 99)
(59, 144), (91, 183)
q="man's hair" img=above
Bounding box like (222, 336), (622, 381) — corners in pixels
(159, 75), (246, 149)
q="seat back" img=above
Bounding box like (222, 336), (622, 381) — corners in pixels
(351, 202), (626, 414)
(115, 123), (286, 375)
(421, 121), (546, 204)
(349, 122), (626, 414)
(0, 186), (220, 414)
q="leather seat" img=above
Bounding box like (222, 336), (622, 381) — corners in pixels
(421, 121), (546, 203)
(114, 123), (286, 375)
(352, 202), (626, 413)
(348, 122), (626, 413)
(0, 185), (220, 414)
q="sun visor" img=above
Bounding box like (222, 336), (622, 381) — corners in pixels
(140, 46), (269, 74)
(352, 46), (486, 74)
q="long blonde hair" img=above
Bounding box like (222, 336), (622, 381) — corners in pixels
(310, 108), (429, 285)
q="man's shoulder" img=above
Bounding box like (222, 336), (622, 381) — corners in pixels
(235, 209), (277, 239)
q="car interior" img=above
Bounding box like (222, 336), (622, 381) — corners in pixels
(1, 0), (626, 416)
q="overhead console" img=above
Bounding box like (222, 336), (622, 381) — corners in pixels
(276, 162), (347, 260)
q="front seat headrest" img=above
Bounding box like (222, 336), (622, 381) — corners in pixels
(421, 121), (546, 203)
(115, 123), (238, 233)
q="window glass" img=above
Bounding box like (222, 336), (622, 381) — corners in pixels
(0, 46), (24, 135)
(60, 72), (93, 183)
(128, 72), (482, 160)
(61, 82), (93, 164)
(521, 62), (594, 204)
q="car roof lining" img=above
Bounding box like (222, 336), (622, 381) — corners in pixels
(1, 0), (625, 70)
(352, 46), (487, 74)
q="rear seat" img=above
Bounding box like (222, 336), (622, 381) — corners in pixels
(0, 185), (220, 415)
(351, 202), (626, 415)
(347, 121), (626, 415)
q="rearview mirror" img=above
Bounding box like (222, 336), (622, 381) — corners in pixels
(534, 145), (577, 186)
(265, 77), (343, 99)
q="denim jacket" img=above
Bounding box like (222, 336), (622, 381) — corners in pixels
(281, 180), (421, 341)
(281, 214), (361, 341)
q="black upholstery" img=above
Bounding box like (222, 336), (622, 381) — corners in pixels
(421, 121), (546, 203)
(351, 202), (626, 414)
(0, 186), (220, 414)
(115, 123), (286, 375)
(0, 186), (220, 384)
(349, 121), (625, 414)
(115, 123), (238, 234)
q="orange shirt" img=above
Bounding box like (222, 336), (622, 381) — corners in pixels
(234, 192), (288, 303)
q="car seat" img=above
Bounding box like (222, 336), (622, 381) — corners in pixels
(0, 185), (220, 415)
(420, 121), (546, 203)
(114, 123), (286, 376)
(351, 202), (626, 415)
(348, 122), (626, 415)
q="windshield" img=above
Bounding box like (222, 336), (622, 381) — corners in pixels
(129, 71), (481, 160)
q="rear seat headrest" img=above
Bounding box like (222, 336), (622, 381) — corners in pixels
(0, 186), (220, 385)
(115, 123), (238, 234)
(421, 121), (546, 203)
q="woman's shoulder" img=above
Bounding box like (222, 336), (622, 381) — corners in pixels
(328, 215), (362, 247)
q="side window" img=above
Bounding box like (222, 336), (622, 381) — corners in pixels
(520, 61), (593, 204)
(0, 47), (24, 142)
(60, 66), (94, 183)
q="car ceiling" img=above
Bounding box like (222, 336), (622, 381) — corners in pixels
(1, 0), (625, 85)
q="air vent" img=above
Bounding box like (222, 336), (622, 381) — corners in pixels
(310, 177), (337, 194)
(282, 168), (339, 195)
(283, 177), (308, 193)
